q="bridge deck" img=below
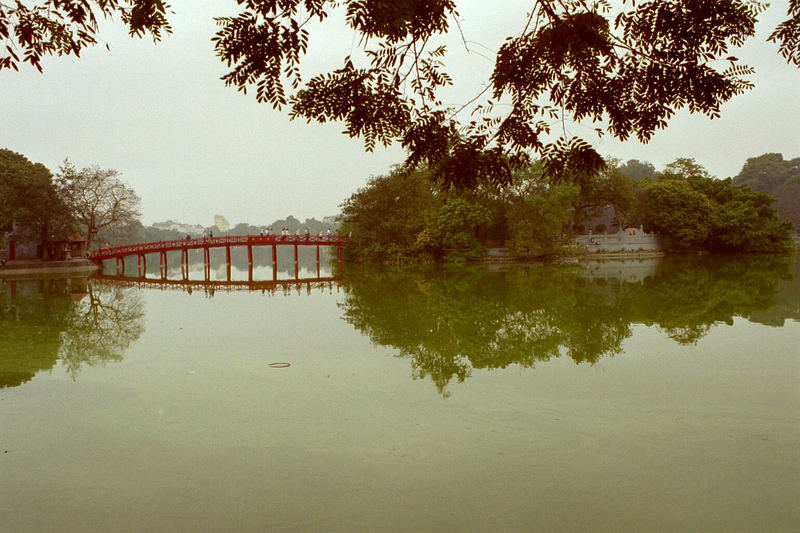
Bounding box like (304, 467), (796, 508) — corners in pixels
(91, 235), (347, 261)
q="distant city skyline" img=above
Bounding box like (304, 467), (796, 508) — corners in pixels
(2, 1), (798, 226)
(152, 213), (340, 232)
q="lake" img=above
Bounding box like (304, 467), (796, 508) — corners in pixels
(1, 253), (798, 532)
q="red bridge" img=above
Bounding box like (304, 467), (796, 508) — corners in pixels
(90, 234), (348, 280)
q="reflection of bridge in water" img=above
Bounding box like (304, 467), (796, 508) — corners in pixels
(90, 235), (348, 281)
(92, 273), (343, 297)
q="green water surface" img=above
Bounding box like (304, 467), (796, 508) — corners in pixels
(1, 254), (798, 532)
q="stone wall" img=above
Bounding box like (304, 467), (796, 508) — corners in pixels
(574, 227), (664, 253)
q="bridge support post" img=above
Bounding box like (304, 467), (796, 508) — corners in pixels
(293, 244), (298, 268)
(160, 251), (167, 279)
(247, 245), (252, 267)
(337, 244), (342, 265)
(203, 247), (210, 281)
(226, 246), (231, 266)
(115, 257), (120, 275)
(272, 263), (278, 282)
(271, 244), (277, 265)
(181, 249), (189, 280)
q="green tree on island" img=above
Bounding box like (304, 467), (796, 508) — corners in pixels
(341, 157), (794, 262)
(732, 153), (800, 231)
(636, 158), (795, 252)
(0, 149), (73, 254)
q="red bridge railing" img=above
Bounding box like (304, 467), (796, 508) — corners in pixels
(90, 234), (348, 262)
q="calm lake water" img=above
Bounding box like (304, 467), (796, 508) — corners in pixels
(1, 253), (798, 532)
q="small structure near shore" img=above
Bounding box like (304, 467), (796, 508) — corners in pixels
(574, 227), (664, 253)
(2, 222), (89, 261)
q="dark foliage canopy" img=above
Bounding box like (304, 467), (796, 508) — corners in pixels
(2, 1), (798, 188)
(0, 148), (72, 243)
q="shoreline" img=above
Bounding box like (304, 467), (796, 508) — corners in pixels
(0, 258), (98, 278)
(471, 248), (669, 264)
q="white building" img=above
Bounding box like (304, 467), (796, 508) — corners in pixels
(214, 215), (230, 232)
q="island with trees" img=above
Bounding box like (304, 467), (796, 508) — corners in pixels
(339, 154), (796, 263)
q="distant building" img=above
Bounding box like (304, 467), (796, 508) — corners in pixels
(214, 215), (230, 232)
(152, 220), (204, 236)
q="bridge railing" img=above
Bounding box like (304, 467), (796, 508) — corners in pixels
(90, 234), (349, 260)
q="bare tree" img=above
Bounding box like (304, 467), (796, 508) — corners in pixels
(57, 161), (142, 249)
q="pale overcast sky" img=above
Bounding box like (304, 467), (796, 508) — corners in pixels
(2, 1), (798, 226)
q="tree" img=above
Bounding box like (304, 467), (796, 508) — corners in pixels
(618, 160), (656, 182)
(56, 161), (142, 249)
(339, 167), (441, 261)
(2, 1), (798, 189)
(639, 179), (717, 249)
(506, 182), (580, 256)
(732, 153), (800, 231)
(0, 148), (73, 250)
(733, 153), (800, 194)
(638, 159), (795, 252)
(574, 158), (637, 228)
(436, 196), (491, 260)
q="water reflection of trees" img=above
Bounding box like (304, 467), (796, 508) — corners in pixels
(0, 278), (145, 388)
(339, 254), (797, 396)
(59, 284), (145, 378)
